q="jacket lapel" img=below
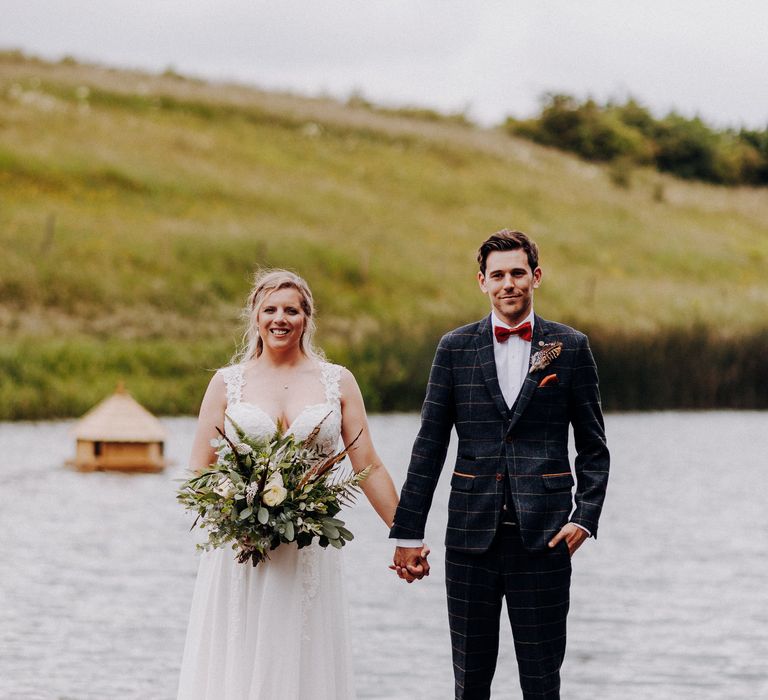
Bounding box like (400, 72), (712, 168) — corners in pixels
(475, 315), (511, 419)
(508, 314), (549, 431)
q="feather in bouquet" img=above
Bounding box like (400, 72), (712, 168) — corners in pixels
(177, 412), (369, 566)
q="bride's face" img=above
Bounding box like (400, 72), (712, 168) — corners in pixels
(257, 287), (307, 352)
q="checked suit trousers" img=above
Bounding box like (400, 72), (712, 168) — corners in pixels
(445, 524), (572, 700)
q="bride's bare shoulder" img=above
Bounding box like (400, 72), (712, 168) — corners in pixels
(210, 368), (226, 382)
(337, 365), (362, 401)
(198, 369), (228, 412)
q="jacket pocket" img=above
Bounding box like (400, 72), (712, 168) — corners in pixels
(541, 472), (574, 491)
(451, 471), (475, 491)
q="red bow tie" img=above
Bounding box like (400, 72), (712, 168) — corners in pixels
(494, 321), (532, 343)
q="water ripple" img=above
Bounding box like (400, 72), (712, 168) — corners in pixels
(1, 412), (766, 699)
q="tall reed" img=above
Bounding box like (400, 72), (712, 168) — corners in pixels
(1, 326), (765, 420)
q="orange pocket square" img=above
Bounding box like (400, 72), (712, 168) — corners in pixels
(538, 373), (559, 387)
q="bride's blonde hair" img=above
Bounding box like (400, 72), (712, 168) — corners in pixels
(233, 269), (324, 363)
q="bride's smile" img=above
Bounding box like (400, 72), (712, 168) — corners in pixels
(258, 287), (306, 349)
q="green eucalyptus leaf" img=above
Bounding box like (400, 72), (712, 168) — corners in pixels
(321, 522), (340, 539)
(257, 507), (269, 524)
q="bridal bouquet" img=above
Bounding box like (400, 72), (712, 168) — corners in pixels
(177, 414), (369, 566)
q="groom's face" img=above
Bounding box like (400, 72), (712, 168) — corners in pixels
(478, 249), (542, 327)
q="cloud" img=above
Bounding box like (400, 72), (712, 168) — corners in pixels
(2, 0), (766, 127)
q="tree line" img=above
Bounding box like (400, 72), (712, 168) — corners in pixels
(506, 94), (768, 186)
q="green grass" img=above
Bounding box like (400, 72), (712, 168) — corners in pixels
(1, 53), (767, 418)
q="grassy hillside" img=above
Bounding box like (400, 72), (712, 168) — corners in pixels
(1, 51), (767, 418)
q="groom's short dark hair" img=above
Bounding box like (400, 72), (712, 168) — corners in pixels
(477, 229), (539, 275)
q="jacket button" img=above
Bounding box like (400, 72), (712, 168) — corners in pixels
(496, 473), (503, 482)
(505, 435), (513, 443)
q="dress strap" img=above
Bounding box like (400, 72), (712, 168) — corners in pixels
(319, 363), (342, 404)
(219, 365), (245, 406)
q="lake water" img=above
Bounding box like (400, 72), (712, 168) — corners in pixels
(1, 412), (767, 700)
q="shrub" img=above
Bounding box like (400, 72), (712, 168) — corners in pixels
(505, 94), (768, 188)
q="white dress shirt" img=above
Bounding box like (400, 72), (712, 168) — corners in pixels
(396, 308), (588, 548)
(491, 309), (535, 408)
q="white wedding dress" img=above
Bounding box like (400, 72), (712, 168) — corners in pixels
(177, 362), (356, 700)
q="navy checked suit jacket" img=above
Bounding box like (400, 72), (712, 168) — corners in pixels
(390, 314), (610, 553)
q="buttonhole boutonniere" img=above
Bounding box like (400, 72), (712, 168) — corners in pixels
(529, 341), (563, 374)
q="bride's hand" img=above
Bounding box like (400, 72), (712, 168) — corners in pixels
(419, 544), (431, 577)
(390, 544), (431, 582)
(420, 544), (431, 565)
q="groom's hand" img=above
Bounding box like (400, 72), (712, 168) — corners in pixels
(391, 546), (431, 583)
(548, 523), (588, 557)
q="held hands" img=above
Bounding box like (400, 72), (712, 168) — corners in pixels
(548, 522), (588, 557)
(389, 525), (583, 583)
(390, 545), (431, 583)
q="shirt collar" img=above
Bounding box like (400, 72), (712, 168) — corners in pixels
(491, 308), (535, 332)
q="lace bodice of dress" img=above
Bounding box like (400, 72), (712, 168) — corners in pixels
(218, 362), (343, 454)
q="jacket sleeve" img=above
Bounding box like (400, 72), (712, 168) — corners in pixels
(389, 335), (455, 540)
(568, 334), (610, 537)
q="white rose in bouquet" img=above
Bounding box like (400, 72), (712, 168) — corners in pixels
(262, 472), (288, 507)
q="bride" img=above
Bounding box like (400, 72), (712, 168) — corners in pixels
(177, 269), (424, 699)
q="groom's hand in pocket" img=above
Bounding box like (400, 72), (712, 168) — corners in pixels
(391, 546), (430, 583)
(548, 523), (588, 557)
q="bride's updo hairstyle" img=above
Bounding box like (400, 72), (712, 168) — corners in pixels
(234, 269), (324, 362)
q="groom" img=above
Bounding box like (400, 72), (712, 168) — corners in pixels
(390, 230), (609, 699)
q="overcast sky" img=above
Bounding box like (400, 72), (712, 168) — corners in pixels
(3, 1), (767, 128)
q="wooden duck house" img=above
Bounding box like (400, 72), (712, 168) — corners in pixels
(69, 382), (167, 472)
